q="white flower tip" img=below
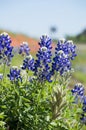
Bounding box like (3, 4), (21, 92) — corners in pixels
(20, 42), (28, 46)
(58, 50), (64, 54)
(67, 40), (73, 44)
(26, 54), (32, 60)
(22, 42), (28, 45)
(59, 38), (65, 43)
(0, 73), (3, 76)
(12, 66), (18, 69)
(41, 34), (48, 40)
(43, 34), (47, 37)
(41, 46), (47, 52)
(20, 65), (23, 68)
(1, 32), (8, 36)
(77, 83), (83, 87)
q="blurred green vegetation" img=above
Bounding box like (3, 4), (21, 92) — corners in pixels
(11, 54), (24, 66)
(72, 44), (86, 86)
(66, 29), (86, 43)
(0, 54), (24, 75)
(65, 28), (86, 86)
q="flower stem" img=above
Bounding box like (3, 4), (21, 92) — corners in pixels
(3, 63), (6, 80)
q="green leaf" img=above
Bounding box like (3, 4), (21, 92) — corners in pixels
(0, 113), (5, 119)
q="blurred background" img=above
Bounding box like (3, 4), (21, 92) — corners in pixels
(0, 0), (86, 86)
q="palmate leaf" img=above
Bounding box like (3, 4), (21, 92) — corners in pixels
(51, 84), (68, 120)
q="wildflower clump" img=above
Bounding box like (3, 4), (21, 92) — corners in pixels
(0, 32), (85, 130)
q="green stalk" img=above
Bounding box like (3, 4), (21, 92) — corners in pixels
(3, 63), (6, 80)
(25, 69), (29, 87)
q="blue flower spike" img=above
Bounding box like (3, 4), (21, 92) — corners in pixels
(0, 32), (13, 65)
(34, 35), (52, 82)
(8, 66), (22, 82)
(22, 54), (35, 71)
(71, 83), (84, 96)
(71, 83), (86, 124)
(19, 42), (30, 56)
(52, 39), (77, 75)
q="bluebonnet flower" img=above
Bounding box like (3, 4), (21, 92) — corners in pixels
(8, 66), (22, 81)
(39, 35), (52, 49)
(0, 32), (13, 65)
(52, 39), (77, 75)
(71, 83), (86, 124)
(80, 96), (86, 124)
(34, 35), (52, 82)
(82, 96), (86, 113)
(71, 83), (84, 103)
(71, 83), (84, 96)
(0, 73), (3, 80)
(22, 55), (34, 71)
(80, 114), (86, 124)
(52, 50), (71, 75)
(19, 42), (30, 55)
(83, 96), (86, 105)
(55, 39), (77, 60)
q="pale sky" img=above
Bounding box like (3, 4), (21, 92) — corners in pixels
(0, 0), (86, 38)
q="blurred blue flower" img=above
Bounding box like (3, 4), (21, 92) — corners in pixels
(19, 42), (30, 55)
(71, 83), (86, 124)
(34, 35), (52, 82)
(71, 83), (84, 103)
(55, 39), (77, 60)
(52, 39), (77, 75)
(83, 96), (86, 105)
(82, 106), (86, 112)
(82, 96), (86, 114)
(80, 96), (86, 124)
(52, 50), (71, 75)
(0, 32), (13, 65)
(0, 73), (3, 80)
(80, 114), (86, 124)
(22, 55), (35, 71)
(71, 83), (84, 96)
(8, 66), (22, 81)
(39, 35), (52, 49)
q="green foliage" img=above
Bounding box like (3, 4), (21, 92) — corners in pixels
(73, 72), (86, 84)
(0, 71), (84, 130)
(66, 29), (86, 44)
(0, 54), (84, 130)
(72, 46), (86, 86)
(0, 112), (6, 130)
